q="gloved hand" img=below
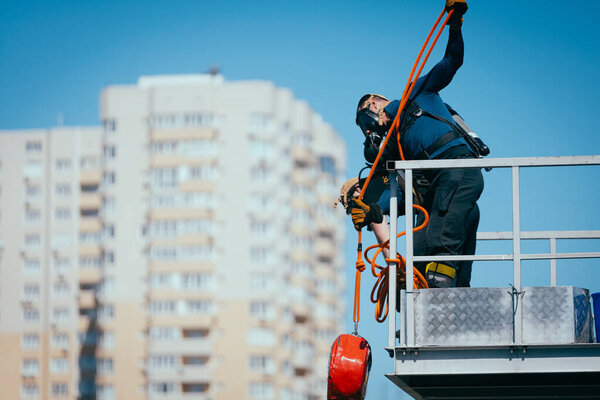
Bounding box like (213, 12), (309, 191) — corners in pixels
(350, 199), (383, 231)
(446, 0), (467, 26)
(446, 0), (468, 15)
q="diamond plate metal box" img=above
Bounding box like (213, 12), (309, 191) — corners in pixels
(521, 286), (593, 344)
(412, 286), (592, 346)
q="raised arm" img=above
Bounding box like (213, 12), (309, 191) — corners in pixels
(411, 1), (467, 95)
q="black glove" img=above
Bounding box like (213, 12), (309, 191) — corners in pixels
(350, 199), (383, 231)
(445, 0), (468, 27)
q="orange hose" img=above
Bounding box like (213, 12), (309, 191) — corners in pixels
(352, 7), (453, 328)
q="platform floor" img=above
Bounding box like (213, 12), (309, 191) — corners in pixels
(388, 344), (600, 400)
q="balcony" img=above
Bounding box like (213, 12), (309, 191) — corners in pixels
(148, 337), (213, 355)
(80, 193), (102, 211)
(80, 171), (102, 186)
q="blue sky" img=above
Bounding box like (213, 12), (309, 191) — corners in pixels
(2, 1), (600, 399)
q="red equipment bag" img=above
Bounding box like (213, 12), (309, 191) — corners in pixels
(327, 334), (372, 400)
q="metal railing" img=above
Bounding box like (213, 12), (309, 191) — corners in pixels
(386, 155), (600, 349)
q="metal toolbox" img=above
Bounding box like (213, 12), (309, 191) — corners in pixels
(412, 286), (593, 346)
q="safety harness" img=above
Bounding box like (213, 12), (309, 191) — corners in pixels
(398, 99), (490, 159)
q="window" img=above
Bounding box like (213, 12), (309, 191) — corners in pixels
(23, 258), (41, 274)
(104, 145), (116, 159)
(188, 165), (217, 181)
(149, 355), (176, 370)
(247, 328), (275, 347)
(99, 331), (115, 349)
(320, 156), (336, 175)
(22, 358), (39, 375)
(181, 218), (214, 235)
(151, 168), (177, 188)
(103, 119), (116, 133)
(249, 113), (274, 132)
(249, 382), (274, 399)
(52, 233), (71, 248)
(249, 274), (275, 292)
(54, 258), (70, 272)
(55, 207), (71, 220)
(150, 246), (177, 261)
(150, 220), (177, 239)
(22, 333), (40, 349)
(79, 255), (102, 268)
(150, 301), (176, 315)
(56, 183), (71, 196)
(50, 357), (69, 373)
(149, 327), (179, 341)
(23, 284), (40, 300)
(249, 355), (275, 375)
(24, 160), (42, 177)
(103, 171), (115, 185)
(150, 382), (175, 394)
(250, 301), (275, 320)
(26, 141), (42, 153)
(97, 384), (115, 400)
(52, 307), (70, 322)
(181, 273), (214, 290)
(250, 247), (273, 263)
(98, 305), (114, 321)
(103, 197), (115, 214)
(21, 383), (39, 398)
(180, 139), (218, 158)
(151, 141), (177, 154)
(183, 191), (216, 208)
(51, 382), (68, 397)
(150, 273), (175, 289)
(81, 155), (99, 170)
(179, 245), (215, 261)
(53, 281), (69, 297)
(185, 300), (212, 314)
(98, 277), (115, 295)
(249, 139), (274, 160)
(25, 208), (41, 223)
(52, 333), (69, 349)
(23, 308), (40, 323)
(26, 184), (41, 198)
(97, 358), (113, 374)
(56, 158), (71, 172)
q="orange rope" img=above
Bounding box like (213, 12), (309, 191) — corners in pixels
(364, 204), (430, 322)
(352, 7), (454, 329)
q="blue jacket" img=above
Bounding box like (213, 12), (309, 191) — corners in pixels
(384, 26), (468, 160)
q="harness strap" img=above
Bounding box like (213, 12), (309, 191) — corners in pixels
(418, 130), (462, 160)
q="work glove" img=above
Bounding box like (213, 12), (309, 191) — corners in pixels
(445, 0), (467, 27)
(350, 199), (383, 231)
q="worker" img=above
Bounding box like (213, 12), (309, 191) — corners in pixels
(350, 0), (484, 288)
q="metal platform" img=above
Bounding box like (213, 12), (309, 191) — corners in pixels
(388, 344), (600, 399)
(383, 156), (600, 400)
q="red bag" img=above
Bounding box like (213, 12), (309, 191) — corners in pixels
(327, 334), (372, 400)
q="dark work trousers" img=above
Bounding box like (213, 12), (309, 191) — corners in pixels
(413, 147), (484, 287)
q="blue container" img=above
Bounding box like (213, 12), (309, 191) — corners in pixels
(593, 292), (600, 343)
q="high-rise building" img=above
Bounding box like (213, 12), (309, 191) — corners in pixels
(0, 127), (103, 400)
(0, 74), (346, 400)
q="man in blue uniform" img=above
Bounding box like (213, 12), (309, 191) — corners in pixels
(350, 0), (484, 288)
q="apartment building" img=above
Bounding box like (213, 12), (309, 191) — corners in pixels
(0, 127), (103, 400)
(0, 74), (346, 400)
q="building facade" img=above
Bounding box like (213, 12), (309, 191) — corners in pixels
(0, 74), (346, 400)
